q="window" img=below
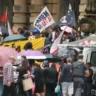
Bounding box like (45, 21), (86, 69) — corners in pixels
(91, 52), (96, 67)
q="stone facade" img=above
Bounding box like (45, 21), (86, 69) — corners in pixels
(79, 0), (87, 19)
(13, 0), (61, 31)
(12, 0), (88, 31)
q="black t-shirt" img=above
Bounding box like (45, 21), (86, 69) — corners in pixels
(34, 67), (44, 85)
(61, 64), (73, 82)
(44, 67), (58, 84)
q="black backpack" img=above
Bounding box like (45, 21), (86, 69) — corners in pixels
(72, 61), (85, 78)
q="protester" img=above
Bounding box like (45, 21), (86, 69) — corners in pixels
(12, 43), (16, 49)
(60, 58), (73, 96)
(16, 46), (21, 52)
(17, 59), (33, 96)
(72, 54), (90, 96)
(21, 56), (27, 63)
(44, 63), (58, 96)
(41, 60), (49, 69)
(57, 67), (62, 96)
(24, 42), (33, 50)
(34, 64), (45, 96)
(18, 28), (23, 35)
(28, 31), (35, 40)
(0, 67), (3, 96)
(22, 27), (29, 38)
(84, 62), (93, 96)
(62, 32), (70, 43)
(2, 56), (16, 96)
(76, 32), (83, 40)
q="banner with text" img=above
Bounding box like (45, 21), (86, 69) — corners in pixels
(34, 6), (55, 32)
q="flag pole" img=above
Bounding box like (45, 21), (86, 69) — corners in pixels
(5, 7), (8, 27)
(50, 26), (68, 54)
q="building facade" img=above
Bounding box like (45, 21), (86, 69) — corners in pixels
(0, 0), (88, 31)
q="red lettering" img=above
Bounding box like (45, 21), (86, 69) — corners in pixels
(42, 20), (46, 26)
(47, 16), (52, 22)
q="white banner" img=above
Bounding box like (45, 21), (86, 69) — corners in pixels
(34, 6), (55, 32)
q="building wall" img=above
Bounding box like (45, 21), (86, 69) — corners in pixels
(79, 0), (87, 19)
(12, 0), (87, 31)
(13, 0), (61, 31)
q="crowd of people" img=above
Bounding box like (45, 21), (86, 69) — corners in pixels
(0, 24), (90, 44)
(0, 24), (95, 96)
(0, 52), (94, 96)
(0, 24), (92, 54)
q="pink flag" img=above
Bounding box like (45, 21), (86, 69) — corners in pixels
(50, 26), (67, 54)
(61, 26), (72, 33)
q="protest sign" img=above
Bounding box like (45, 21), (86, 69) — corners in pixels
(34, 6), (54, 32)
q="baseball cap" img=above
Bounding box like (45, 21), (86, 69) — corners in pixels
(43, 60), (49, 65)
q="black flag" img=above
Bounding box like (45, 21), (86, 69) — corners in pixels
(59, 4), (76, 27)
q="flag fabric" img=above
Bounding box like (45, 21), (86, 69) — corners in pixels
(3, 37), (46, 51)
(59, 4), (76, 27)
(7, 21), (13, 35)
(34, 6), (55, 32)
(60, 26), (73, 33)
(0, 28), (2, 35)
(50, 27), (67, 54)
(0, 11), (7, 23)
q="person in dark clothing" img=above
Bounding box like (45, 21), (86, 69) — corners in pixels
(24, 42), (33, 50)
(34, 64), (44, 96)
(61, 58), (73, 96)
(18, 28), (23, 35)
(17, 59), (32, 96)
(44, 63), (58, 96)
(84, 62), (93, 96)
(72, 54), (90, 96)
(22, 27), (29, 38)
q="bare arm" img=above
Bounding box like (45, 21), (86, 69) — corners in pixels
(58, 72), (61, 84)
(85, 70), (90, 77)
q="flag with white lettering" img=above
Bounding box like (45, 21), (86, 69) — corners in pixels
(34, 6), (55, 32)
(59, 4), (76, 27)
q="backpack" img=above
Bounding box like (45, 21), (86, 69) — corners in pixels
(72, 61), (85, 78)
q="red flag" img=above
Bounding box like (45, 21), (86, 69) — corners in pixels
(1, 11), (7, 22)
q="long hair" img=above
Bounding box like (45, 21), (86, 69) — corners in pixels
(24, 42), (33, 50)
(20, 59), (29, 72)
(51, 63), (56, 70)
(21, 56), (27, 60)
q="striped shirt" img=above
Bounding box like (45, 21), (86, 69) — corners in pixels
(3, 62), (14, 85)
